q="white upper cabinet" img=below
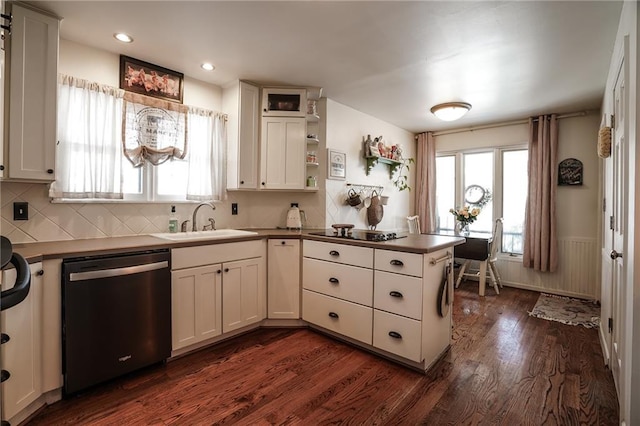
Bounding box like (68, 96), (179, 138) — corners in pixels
(224, 80), (260, 190)
(4, 4), (58, 181)
(260, 116), (305, 189)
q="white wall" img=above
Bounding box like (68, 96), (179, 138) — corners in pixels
(324, 99), (416, 231)
(435, 114), (601, 299)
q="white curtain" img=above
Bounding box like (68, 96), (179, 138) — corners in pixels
(186, 108), (227, 201)
(50, 75), (124, 199)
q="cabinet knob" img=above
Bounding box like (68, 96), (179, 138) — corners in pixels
(261, 182), (265, 186)
(217, 269), (222, 274)
(329, 250), (340, 257)
(281, 241), (286, 245)
(47, 169), (54, 174)
(224, 268), (229, 273)
(0, 165), (4, 171)
(388, 331), (403, 339)
(1, 333), (9, 344)
(389, 291), (403, 298)
(329, 277), (339, 284)
(1, 370), (10, 383)
(240, 180), (245, 184)
(328, 312), (339, 319)
(390, 259), (404, 266)
(36, 269), (44, 276)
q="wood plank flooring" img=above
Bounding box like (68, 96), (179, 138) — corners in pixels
(26, 284), (619, 425)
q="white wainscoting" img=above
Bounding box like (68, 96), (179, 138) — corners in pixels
(495, 237), (599, 300)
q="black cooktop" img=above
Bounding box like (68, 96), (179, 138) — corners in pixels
(309, 229), (407, 242)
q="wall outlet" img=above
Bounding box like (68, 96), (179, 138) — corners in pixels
(231, 203), (238, 215)
(13, 202), (28, 220)
(290, 202), (298, 207)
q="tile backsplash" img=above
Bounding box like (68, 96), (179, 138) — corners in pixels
(0, 182), (326, 243)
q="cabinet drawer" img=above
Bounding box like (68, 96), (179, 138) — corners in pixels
(303, 258), (373, 306)
(373, 309), (422, 363)
(304, 240), (373, 268)
(375, 250), (423, 277)
(374, 271), (422, 320)
(303, 290), (372, 345)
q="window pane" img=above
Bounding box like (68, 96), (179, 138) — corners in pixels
(502, 149), (528, 254)
(122, 159), (142, 195)
(435, 156), (456, 231)
(463, 152), (493, 233)
(157, 158), (188, 197)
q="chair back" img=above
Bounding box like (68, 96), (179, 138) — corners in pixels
(407, 216), (421, 234)
(489, 218), (503, 260)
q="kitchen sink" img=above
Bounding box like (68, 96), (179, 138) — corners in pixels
(151, 229), (258, 241)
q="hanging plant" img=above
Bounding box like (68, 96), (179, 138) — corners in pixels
(393, 157), (415, 191)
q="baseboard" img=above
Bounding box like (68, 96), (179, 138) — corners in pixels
(598, 324), (611, 367)
(500, 281), (596, 300)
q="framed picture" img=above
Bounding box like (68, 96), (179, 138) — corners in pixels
(120, 55), (184, 103)
(328, 149), (346, 180)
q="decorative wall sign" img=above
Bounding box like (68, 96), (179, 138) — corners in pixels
(328, 149), (346, 180)
(558, 158), (583, 186)
(120, 55), (184, 103)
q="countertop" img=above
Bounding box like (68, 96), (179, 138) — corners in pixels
(10, 229), (466, 263)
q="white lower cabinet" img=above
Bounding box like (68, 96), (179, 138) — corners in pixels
(302, 290), (372, 345)
(267, 239), (300, 319)
(1, 262), (43, 422)
(171, 264), (223, 350)
(222, 257), (266, 333)
(171, 241), (266, 352)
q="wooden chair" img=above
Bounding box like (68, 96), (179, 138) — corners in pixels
(455, 218), (503, 294)
(406, 216), (421, 234)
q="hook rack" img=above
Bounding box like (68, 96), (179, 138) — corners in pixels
(346, 183), (384, 194)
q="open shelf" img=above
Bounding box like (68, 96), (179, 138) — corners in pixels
(365, 156), (402, 178)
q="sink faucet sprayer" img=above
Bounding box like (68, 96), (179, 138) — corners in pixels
(191, 202), (216, 231)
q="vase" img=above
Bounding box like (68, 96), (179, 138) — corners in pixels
(455, 221), (470, 236)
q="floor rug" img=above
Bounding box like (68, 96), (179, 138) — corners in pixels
(529, 293), (600, 328)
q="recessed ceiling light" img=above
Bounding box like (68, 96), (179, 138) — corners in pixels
(201, 63), (215, 71)
(114, 33), (133, 43)
(430, 102), (472, 121)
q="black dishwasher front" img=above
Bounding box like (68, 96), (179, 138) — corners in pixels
(62, 249), (171, 396)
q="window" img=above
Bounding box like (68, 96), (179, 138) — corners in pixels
(53, 75), (227, 203)
(436, 147), (528, 255)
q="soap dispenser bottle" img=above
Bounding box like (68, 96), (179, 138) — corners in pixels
(169, 205), (178, 233)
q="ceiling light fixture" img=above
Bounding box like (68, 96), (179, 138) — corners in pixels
(430, 102), (472, 121)
(201, 63), (215, 71)
(114, 33), (133, 43)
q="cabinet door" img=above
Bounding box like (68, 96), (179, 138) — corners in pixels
(225, 81), (259, 190)
(7, 4), (58, 181)
(268, 239), (300, 319)
(1, 262), (43, 422)
(223, 257), (266, 333)
(260, 117), (305, 189)
(171, 264), (222, 350)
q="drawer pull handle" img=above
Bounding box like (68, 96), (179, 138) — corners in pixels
(388, 331), (403, 339)
(329, 277), (339, 284)
(390, 259), (404, 266)
(1, 370), (10, 383)
(389, 291), (403, 298)
(329, 250), (340, 257)
(328, 312), (339, 319)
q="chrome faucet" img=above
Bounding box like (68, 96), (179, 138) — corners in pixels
(191, 202), (216, 231)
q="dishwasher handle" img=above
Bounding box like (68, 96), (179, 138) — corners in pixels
(69, 261), (169, 282)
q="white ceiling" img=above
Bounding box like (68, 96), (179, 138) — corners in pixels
(26, 1), (623, 133)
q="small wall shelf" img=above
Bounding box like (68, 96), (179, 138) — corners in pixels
(365, 156), (401, 178)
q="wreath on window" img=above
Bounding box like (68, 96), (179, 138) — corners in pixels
(464, 185), (492, 208)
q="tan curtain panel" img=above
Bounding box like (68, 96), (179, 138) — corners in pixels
(415, 132), (437, 233)
(523, 114), (558, 272)
(122, 92), (189, 167)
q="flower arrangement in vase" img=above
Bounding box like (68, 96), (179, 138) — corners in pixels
(449, 206), (481, 235)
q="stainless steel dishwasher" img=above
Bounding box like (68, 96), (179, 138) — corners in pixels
(62, 249), (171, 396)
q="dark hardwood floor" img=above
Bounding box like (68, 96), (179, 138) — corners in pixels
(27, 284), (619, 425)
